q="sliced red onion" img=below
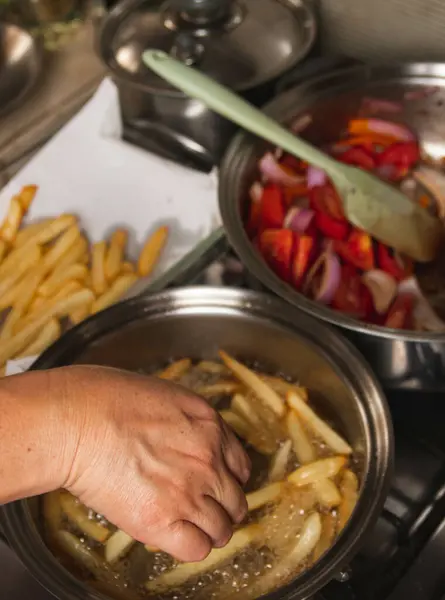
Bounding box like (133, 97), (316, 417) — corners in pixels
(413, 167), (445, 219)
(249, 181), (263, 203)
(362, 119), (415, 142)
(398, 277), (445, 332)
(404, 86), (440, 101)
(303, 249), (341, 304)
(290, 113), (312, 134)
(307, 165), (327, 189)
(361, 97), (403, 114)
(259, 152), (305, 187)
(284, 206), (314, 233)
(362, 270), (397, 314)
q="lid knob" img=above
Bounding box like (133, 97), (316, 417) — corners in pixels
(171, 0), (233, 25)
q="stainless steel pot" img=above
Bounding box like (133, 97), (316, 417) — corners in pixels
(219, 62), (445, 391)
(1, 286), (392, 600)
(98, 0), (316, 170)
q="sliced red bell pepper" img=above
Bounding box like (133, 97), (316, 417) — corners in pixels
(338, 147), (376, 170)
(377, 141), (420, 170)
(314, 211), (350, 241)
(292, 234), (315, 288)
(333, 134), (396, 151)
(259, 184), (285, 230)
(377, 244), (412, 281)
(259, 228), (293, 281)
(283, 184), (309, 207)
(280, 154), (307, 173)
(384, 293), (414, 329)
(332, 265), (373, 319)
(310, 184), (345, 221)
(335, 229), (375, 271)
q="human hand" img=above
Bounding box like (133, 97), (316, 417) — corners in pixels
(56, 366), (251, 562)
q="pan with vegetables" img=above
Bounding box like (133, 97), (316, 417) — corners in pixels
(219, 63), (445, 390)
(1, 287), (391, 600)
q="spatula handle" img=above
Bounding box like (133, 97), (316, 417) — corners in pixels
(143, 50), (339, 175)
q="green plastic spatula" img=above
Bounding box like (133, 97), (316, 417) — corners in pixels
(143, 49), (444, 263)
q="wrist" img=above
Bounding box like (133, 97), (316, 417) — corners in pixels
(0, 368), (82, 502)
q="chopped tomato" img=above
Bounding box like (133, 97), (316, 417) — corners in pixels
(384, 294), (414, 329)
(292, 234), (315, 288)
(377, 141), (420, 170)
(332, 265), (373, 318)
(259, 228), (293, 281)
(283, 183), (309, 207)
(333, 134), (396, 151)
(377, 244), (412, 280)
(335, 229), (375, 271)
(338, 147), (376, 170)
(246, 198), (261, 235)
(260, 185), (285, 230)
(310, 184), (345, 221)
(315, 211), (349, 241)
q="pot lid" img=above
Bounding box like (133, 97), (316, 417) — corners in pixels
(101, 0), (316, 93)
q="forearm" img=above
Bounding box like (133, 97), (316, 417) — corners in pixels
(0, 369), (77, 503)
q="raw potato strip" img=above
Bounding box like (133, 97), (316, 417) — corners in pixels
(156, 358), (192, 380)
(145, 525), (259, 592)
(268, 439), (292, 483)
(17, 319), (61, 358)
(0, 268), (45, 341)
(138, 225), (168, 277)
(1, 196), (24, 243)
(39, 263), (88, 297)
(220, 351), (285, 417)
(105, 229), (128, 282)
(59, 491), (111, 543)
(92, 273), (138, 314)
(105, 530), (136, 564)
(287, 391), (352, 455)
(91, 240), (107, 295)
(246, 482), (284, 512)
(337, 469), (359, 532)
(0, 289), (95, 364)
(0, 244), (41, 297)
(287, 457), (346, 487)
(313, 512), (337, 563)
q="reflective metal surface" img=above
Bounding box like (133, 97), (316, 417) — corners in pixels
(99, 0), (316, 167)
(1, 286), (392, 600)
(0, 22), (43, 117)
(219, 63), (445, 390)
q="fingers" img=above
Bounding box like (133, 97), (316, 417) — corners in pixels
(211, 465), (248, 525)
(151, 520), (212, 563)
(220, 420), (251, 485)
(191, 495), (233, 548)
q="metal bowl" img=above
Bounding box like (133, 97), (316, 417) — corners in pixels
(219, 63), (445, 390)
(0, 22), (43, 116)
(1, 286), (392, 600)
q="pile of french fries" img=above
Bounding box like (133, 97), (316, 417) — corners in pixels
(0, 185), (169, 370)
(42, 351), (359, 600)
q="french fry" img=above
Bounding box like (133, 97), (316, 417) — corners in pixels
(313, 479), (341, 509)
(105, 229), (128, 282)
(145, 525), (259, 592)
(231, 393), (276, 454)
(219, 351), (285, 417)
(0, 268), (44, 341)
(286, 391), (352, 455)
(268, 439), (292, 483)
(0, 244), (41, 298)
(16, 319), (61, 358)
(14, 219), (51, 248)
(92, 273), (138, 314)
(313, 512), (337, 563)
(156, 358), (192, 380)
(91, 240), (107, 295)
(42, 490), (62, 535)
(38, 263), (88, 297)
(138, 225), (168, 277)
(54, 530), (108, 575)
(0, 318), (45, 366)
(23, 280), (83, 321)
(247, 482), (284, 512)
(219, 410), (252, 439)
(286, 410), (315, 465)
(287, 457), (346, 487)
(1, 196), (24, 243)
(337, 469), (359, 532)
(41, 224), (81, 275)
(121, 261), (135, 274)
(195, 381), (243, 399)
(17, 184), (37, 212)
(0, 239), (7, 262)
(69, 305), (90, 326)
(0, 276), (35, 311)
(260, 375), (308, 400)
(59, 491), (111, 543)
(52, 235), (88, 272)
(105, 530), (136, 564)
(196, 360), (228, 375)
